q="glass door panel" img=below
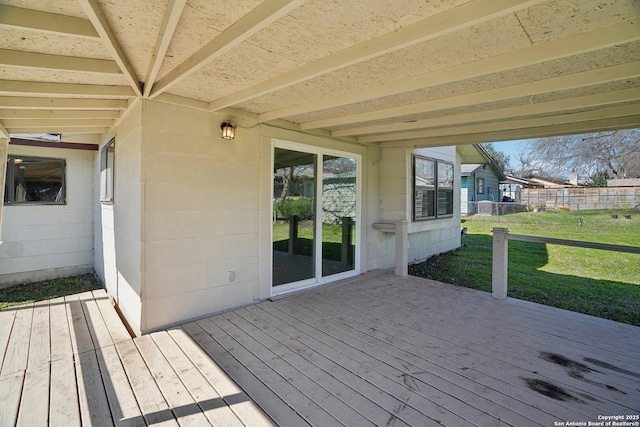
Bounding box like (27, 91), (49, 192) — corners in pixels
(322, 155), (357, 277)
(272, 148), (316, 286)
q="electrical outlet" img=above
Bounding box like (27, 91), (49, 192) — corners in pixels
(227, 270), (236, 283)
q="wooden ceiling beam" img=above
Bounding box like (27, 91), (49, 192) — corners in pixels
(208, 0), (546, 111)
(0, 49), (121, 74)
(143, 0), (187, 97)
(1, 119), (114, 128)
(261, 22), (640, 122)
(0, 97), (128, 110)
(362, 104), (640, 143)
(0, 80), (134, 98)
(149, 0), (306, 98)
(301, 62), (640, 130)
(0, 122), (9, 140)
(5, 126), (110, 134)
(0, 5), (99, 38)
(335, 87), (640, 137)
(0, 110), (119, 120)
(78, 0), (142, 96)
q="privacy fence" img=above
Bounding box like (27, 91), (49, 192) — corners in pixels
(521, 186), (640, 210)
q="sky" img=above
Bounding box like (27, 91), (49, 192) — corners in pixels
(486, 139), (532, 171)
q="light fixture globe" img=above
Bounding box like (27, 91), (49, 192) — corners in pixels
(221, 121), (236, 140)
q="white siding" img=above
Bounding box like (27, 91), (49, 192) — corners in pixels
(0, 144), (95, 286)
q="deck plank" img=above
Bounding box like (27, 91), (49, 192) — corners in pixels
(0, 371), (25, 427)
(49, 296), (73, 362)
(0, 308), (18, 369)
(116, 339), (179, 426)
(96, 344), (146, 427)
(135, 333), (211, 426)
(76, 350), (114, 426)
(78, 291), (114, 349)
(27, 300), (50, 369)
(65, 293), (96, 355)
(153, 330), (251, 427)
(93, 289), (132, 344)
(1, 304), (33, 375)
(49, 357), (81, 427)
(182, 321), (309, 427)
(16, 365), (49, 427)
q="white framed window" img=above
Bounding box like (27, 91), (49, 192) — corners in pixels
(100, 138), (115, 203)
(413, 155), (453, 220)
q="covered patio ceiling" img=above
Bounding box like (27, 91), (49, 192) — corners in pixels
(0, 0), (638, 147)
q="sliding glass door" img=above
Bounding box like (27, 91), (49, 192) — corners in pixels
(272, 142), (359, 293)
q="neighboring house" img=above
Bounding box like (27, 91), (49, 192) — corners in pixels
(460, 145), (506, 214)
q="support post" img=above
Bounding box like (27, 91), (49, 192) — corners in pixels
(395, 220), (408, 277)
(0, 135), (8, 241)
(288, 215), (299, 255)
(492, 227), (509, 299)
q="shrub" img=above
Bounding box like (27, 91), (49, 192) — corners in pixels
(276, 198), (314, 220)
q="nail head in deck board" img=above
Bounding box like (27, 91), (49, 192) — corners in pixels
(181, 322), (306, 427)
(0, 303), (34, 375)
(134, 334), (211, 426)
(115, 339), (180, 427)
(151, 331), (250, 427)
(0, 370), (25, 427)
(96, 344), (146, 427)
(16, 365), (50, 427)
(76, 350), (114, 426)
(50, 357), (81, 427)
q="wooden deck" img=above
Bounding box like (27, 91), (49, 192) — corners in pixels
(0, 289), (272, 426)
(1, 272), (638, 426)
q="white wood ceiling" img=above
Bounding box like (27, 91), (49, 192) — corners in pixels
(0, 0), (638, 146)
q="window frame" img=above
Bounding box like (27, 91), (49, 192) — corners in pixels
(477, 177), (485, 194)
(100, 138), (115, 203)
(413, 155), (454, 221)
(4, 155), (66, 205)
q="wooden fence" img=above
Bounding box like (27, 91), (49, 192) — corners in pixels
(521, 186), (640, 210)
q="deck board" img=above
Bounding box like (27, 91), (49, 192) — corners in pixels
(16, 365), (49, 427)
(1, 304), (33, 375)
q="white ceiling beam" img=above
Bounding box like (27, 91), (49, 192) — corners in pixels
(5, 126), (110, 134)
(0, 49), (121, 74)
(0, 5), (99, 38)
(78, 0), (142, 96)
(381, 116), (640, 148)
(261, 22), (640, 122)
(1, 119), (114, 128)
(209, 0), (545, 111)
(335, 87), (640, 137)
(301, 62), (640, 130)
(0, 122), (9, 140)
(0, 110), (119, 119)
(361, 104), (640, 143)
(0, 80), (134, 98)
(143, 0), (187, 97)
(0, 97), (127, 110)
(149, 0), (306, 98)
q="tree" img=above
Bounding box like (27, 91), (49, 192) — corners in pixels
(481, 143), (510, 173)
(522, 129), (640, 180)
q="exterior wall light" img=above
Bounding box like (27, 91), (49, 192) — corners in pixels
(221, 121), (236, 140)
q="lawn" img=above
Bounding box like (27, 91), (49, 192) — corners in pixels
(0, 274), (102, 310)
(409, 209), (640, 326)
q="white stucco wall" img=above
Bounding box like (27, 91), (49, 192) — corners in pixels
(0, 143), (95, 286)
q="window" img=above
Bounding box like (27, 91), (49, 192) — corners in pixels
(100, 138), (115, 202)
(4, 156), (65, 205)
(477, 177), (485, 194)
(413, 155), (454, 220)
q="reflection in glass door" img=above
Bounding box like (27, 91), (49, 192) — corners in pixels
(272, 144), (359, 291)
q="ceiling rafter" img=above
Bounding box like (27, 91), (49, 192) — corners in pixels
(361, 104), (640, 143)
(149, 0), (307, 98)
(260, 22), (640, 122)
(2, 118), (114, 128)
(300, 62), (640, 130)
(382, 116), (640, 148)
(0, 5), (99, 38)
(5, 126), (111, 134)
(0, 110), (119, 120)
(334, 87), (640, 137)
(143, 0), (187, 97)
(0, 80), (134, 98)
(0, 49), (121, 74)
(0, 122), (9, 140)
(78, 0), (142, 96)
(208, 0), (546, 111)
(0, 97), (128, 110)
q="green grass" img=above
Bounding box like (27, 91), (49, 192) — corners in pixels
(0, 274), (102, 310)
(409, 210), (640, 326)
(273, 221), (354, 261)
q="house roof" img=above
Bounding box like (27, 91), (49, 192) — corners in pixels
(0, 0), (639, 144)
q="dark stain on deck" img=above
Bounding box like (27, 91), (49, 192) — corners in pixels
(584, 357), (640, 379)
(523, 378), (576, 401)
